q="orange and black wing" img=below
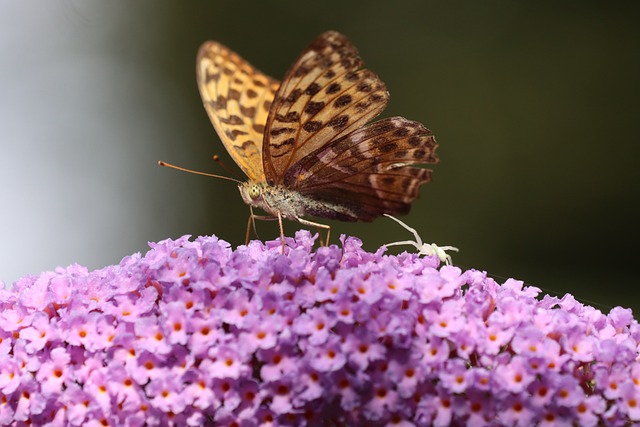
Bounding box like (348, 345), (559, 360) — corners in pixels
(262, 31), (389, 185)
(197, 41), (279, 182)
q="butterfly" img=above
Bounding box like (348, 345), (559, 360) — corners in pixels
(195, 31), (439, 252)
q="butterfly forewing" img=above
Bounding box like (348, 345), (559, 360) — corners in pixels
(283, 117), (439, 221)
(197, 41), (279, 182)
(263, 31), (389, 185)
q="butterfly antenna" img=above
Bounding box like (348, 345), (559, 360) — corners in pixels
(158, 160), (243, 184)
(212, 154), (244, 180)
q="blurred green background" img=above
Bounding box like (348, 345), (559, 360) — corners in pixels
(1, 2), (638, 315)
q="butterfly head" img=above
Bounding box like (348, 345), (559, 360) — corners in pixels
(239, 181), (268, 209)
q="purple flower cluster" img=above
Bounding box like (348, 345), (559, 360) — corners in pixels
(1, 231), (639, 426)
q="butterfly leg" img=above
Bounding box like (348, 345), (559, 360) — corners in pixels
(245, 207), (278, 245)
(245, 207), (256, 245)
(246, 210), (289, 254)
(295, 217), (331, 247)
(245, 216), (253, 245)
(277, 211), (285, 253)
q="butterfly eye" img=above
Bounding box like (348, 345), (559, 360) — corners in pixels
(249, 185), (261, 199)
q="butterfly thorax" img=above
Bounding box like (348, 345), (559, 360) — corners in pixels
(238, 181), (359, 221)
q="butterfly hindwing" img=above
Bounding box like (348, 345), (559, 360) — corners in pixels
(283, 117), (438, 221)
(262, 31), (389, 185)
(197, 41), (279, 182)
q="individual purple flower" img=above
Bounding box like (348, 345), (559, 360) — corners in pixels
(61, 382), (94, 425)
(20, 311), (57, 354)
(495, 355), (536, 394)
(465, 389), (495, 427)
(554, 375), (583, 408)
(0, 230), (639, 425)
(331, 371), (361, 412)
(187, 312), (223, 357)
(134, 315), (173, 355)
(146, 376), (187, 414)
(363, 381), (399, 420)
(238, 312), (280, 352)
(182, 371), (219, 411)
(106, 365), (143, 409)
(0, 356), (21, 395)
(292, 306), (335, 345)
(619, 381), (640, 421)
(498, 394), (536, 427)
(428, 299), (466, 338)
(529, 377), (555, 408)
(291, 365), (324, 405)
(417, 268), (460, 304)
(342, 327), (386, 371)
(212, 378), (242, 413)
(597, 363), (629, 400)
(129, 351), (164, 385)
(575, 394), (607, 427)
(306, 335), (347, 373)
(430, 388), (454, 427)
(477, 322), (514, 356)
(35, 347), (70, 395)
(206, 344), (249, 380)
(258, 345), (299, 383)
(14, 379), (45, 421)
(563, 332), (597, 362)
(439, 359), (470, 394)
(420, 336), (451, 367)
(84, 368), (112, 413)
(160, 300), (190, 346)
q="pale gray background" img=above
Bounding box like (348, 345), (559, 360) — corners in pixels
(1, 2), (638, 314)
